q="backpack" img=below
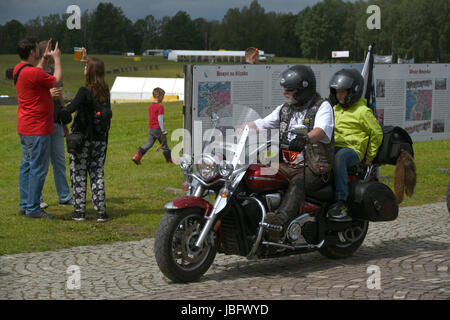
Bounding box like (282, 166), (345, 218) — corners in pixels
(373, 126), (414, 165)
(88, 88), (112, 137)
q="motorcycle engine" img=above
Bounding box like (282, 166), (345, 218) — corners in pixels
(265, 193), (282, 212)
(286, 213), (318, 245)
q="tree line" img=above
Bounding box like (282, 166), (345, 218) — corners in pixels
(0, 0), (448, 62)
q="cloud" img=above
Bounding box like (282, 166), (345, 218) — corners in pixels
(0, 0), (322, 25)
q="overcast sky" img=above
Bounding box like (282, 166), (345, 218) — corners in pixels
(0, 0), (326, 25)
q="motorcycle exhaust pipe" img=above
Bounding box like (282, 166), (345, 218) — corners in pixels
(262, 239), (325, 250)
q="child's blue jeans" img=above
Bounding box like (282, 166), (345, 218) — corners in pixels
(334, 147), (361, 201)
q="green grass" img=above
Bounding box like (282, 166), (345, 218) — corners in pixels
(379, 140), (450, 206)
(0, 101), (184, 255)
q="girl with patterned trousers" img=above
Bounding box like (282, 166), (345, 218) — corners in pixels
(65, 57), (111, 222)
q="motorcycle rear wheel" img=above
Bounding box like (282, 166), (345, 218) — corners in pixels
(319, 220), (369, 259)
(154, 208), (217, 283)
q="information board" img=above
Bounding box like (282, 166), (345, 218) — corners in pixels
(183, 63), (450, 154)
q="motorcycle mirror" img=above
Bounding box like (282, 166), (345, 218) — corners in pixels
(289, 123), (308, 135)
(210, 111), (220, 129)
(211, 111), (219, 122)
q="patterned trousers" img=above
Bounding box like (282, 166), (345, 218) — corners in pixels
(69, 140), (107, 214)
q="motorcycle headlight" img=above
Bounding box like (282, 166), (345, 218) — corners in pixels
(196, 154), (219, 181)
(219, 161), (234, 178)
(179, 154), (193, 171)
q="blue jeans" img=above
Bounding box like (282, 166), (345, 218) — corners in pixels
(334, 147), (361, 201)
(19, 134), (51, 214)
(41, 124), (71, 202)
(141, 129), (170, 154)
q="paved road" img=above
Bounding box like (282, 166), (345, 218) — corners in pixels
(0, 202), (449, 300)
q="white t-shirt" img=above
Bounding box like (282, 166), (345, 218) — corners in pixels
(254, 100), (334, 165)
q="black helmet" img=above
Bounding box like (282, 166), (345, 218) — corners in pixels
(280, 65), (316, 105)
(329, 68), (364, 107)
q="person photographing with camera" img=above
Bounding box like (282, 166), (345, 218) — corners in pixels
(15, 37), (63, 219)
(243, 47), (259, 64)
(36, 40), (73, 210)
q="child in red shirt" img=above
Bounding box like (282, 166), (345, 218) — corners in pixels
(132, 87), (172, 164)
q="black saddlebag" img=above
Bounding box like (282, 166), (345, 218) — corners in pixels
(348, 180), (398, 222)
(374, 126), (414, 165)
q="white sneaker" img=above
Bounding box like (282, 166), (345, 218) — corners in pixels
(59, 198), (74, 206)
(40, 201), (49, 209)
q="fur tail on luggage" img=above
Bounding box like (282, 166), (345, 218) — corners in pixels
(393, 150), (416, 203)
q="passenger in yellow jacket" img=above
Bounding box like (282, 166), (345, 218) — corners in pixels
(327, 69), (383, 222)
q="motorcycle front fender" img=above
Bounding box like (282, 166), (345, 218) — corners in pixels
(164, 196), (213, 217)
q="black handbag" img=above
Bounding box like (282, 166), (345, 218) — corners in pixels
(66, 132), (85, 154)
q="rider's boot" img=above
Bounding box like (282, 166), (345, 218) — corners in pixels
(327, 200), (352, 222)
(132, 148), (144, 165)
(265, 178), (304, 242)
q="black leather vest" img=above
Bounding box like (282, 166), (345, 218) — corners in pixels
(279, 96), (334, 175)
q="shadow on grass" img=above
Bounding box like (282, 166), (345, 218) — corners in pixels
(54, 200), (166, 221)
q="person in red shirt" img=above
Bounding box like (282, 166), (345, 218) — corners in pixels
(15, 37), (63, 219)
(36, 40), (73, 210)
(132, 87), (172, 165)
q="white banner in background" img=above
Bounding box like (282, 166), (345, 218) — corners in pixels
(373, 55), (393, 64)
(332, 51), (350, 58)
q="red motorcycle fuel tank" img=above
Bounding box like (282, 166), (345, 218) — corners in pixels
(245, 164), (289, 193)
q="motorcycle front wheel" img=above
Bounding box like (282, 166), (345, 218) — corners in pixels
(154, 208), (217, 283)
(319, 220), (369, 259)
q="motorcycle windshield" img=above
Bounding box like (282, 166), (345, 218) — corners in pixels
(201, 104), (263, 129)
(198, 105), (275, 169)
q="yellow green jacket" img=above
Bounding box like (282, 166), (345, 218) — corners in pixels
(333, 98), (383, 162)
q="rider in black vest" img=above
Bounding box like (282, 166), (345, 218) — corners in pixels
(237, 65), (335, 241)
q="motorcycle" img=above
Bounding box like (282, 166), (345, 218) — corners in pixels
(154, 106), (400, 283)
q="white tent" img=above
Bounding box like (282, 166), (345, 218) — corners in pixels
(167, 50), (266, 62)
(141, 78), (184, 101)
(110, 76), (184, 102)
(110, 77), (146, 100)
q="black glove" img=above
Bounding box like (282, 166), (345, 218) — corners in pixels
(289, 134), (309, 152)
(280, 137), (290, 150)
(59, 108), (72, 125)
